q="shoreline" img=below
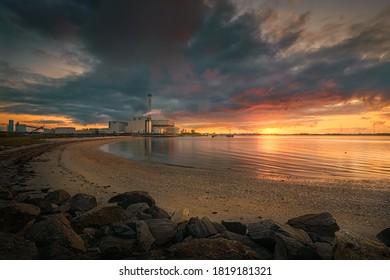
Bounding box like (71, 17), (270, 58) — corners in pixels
(23, 137), (390, 240)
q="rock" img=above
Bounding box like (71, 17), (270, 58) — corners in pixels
(24, 214), (86, 253)
(248, 219), (311, 251)
(186, 217), (218, 238)
(144, 219), (178, 246)
(166, 238), (261, 259)
(212, 222), (227, 233)
(223, 231), (273, 259)
(14, 191), (47, 203)
(0, 187), (12, 200)
(148, 205), (170, 219)
(287, 212), (340, 242)
(108, 191), (155, 209)
(99, 236), (136, 259)
(45, 189), (71, 205)
(71, 206), (125, 232)
(110, 222), (137, 238)
(274, 233), (320, 260)
(125, 202), (150, 219)
(171, 208), (190, 224)
(333, 230), (390, 260)
(135, 221), (155, 253)
(23, 197), (55, 214)
(377, 227), (390, 247)
(68, 193), (97, 214)
(314, 242), (333, 260)
(0, 232), (39, 259)
(0, 200), (41, 233)
(222, 221), (247, 235)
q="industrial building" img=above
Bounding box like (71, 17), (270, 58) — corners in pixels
(7, 120), (14, 132)
(109, 121), (128, 134)
(126, 94), (179, 135)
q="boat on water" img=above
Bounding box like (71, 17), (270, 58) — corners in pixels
(226, 130), (234, 137)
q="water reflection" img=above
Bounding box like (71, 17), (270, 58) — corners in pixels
(100, 136), (390, 180)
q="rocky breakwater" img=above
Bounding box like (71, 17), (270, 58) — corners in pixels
(0, 186), (389, 260)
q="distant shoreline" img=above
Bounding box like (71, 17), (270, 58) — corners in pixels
(8, 136), (388, 240)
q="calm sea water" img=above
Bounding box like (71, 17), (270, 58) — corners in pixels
(100, 136), (390, 180)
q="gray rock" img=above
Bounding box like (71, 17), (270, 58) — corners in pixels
(136, 220), (155, 253)
(45, 189), (71, 205)
(148, 205), (170, 219)
(24, 214), (86, 253)
(68, 193), (97, 214)
(125, 202), (150, 219)
(14, 191), (46, 203)
(71, 206), (125, 232)
(222, 221), (247, 235)
(333, 230), (390, 260)
(274, 233), (320, 260)
(0, 232), (39, 259)
(0, 200), (40, 233)
(248, 219), (311, 251)
(0, 187), (12, 200)
(108, 191), (155, 209)
(186, 217), (218, 238)
(223, 231), (273, 260)
(212, 222), (227, 233)
(287, 212), (340, 242)
(166, 238), (261, 259)
(99, 236), (136, 259)
(144, 219), (178, 246)
(110, 222), (137, 238)
(377, 227), (390, 247)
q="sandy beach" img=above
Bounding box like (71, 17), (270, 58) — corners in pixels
(22, 136), (390, 239)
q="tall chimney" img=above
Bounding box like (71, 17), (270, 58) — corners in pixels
(147, 93), (152, 113)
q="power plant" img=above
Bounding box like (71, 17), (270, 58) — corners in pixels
(2, 94), (179, 135)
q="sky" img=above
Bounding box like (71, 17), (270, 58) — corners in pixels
(0, 0), (389, 134)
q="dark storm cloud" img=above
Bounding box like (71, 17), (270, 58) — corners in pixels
(0, 0), (92, 39)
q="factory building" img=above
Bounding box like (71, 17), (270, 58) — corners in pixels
(15, 122), (27, 133)
(127, 94), (179, 135)
(7, 120), (14, 132)
(109, 121), (128, 134)
(54, 127), (76, 134)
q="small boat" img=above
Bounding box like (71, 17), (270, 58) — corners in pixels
(226, 130), (234, 137)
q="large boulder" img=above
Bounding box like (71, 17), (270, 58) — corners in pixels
(45, 189), (71, 205)
(333, 230), (390, 260)
(166, 238), (261, 259)
(223, 231), (273, 259)
(24, 214), (86, 254)
(377, 227), (390, 247)
(221, 221), (247, 235)
(186, 217), (218, 238)
(274, 233), (320, 260)
(68, 193), (97, 214)
(135, 221), (155, 253)
(71, 206), (125, 233)
(0, 200), (40, 233)
(108, 191), (155, 209)
(247, 219), (312, 251)
(0, 232), (39, 260)
(144, 219), (178, 246)
(287, 212), (340, 242)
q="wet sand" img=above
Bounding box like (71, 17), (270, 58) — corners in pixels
(24, 136), (390, 239)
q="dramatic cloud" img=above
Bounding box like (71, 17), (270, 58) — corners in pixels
(0, 0), (389, 132)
